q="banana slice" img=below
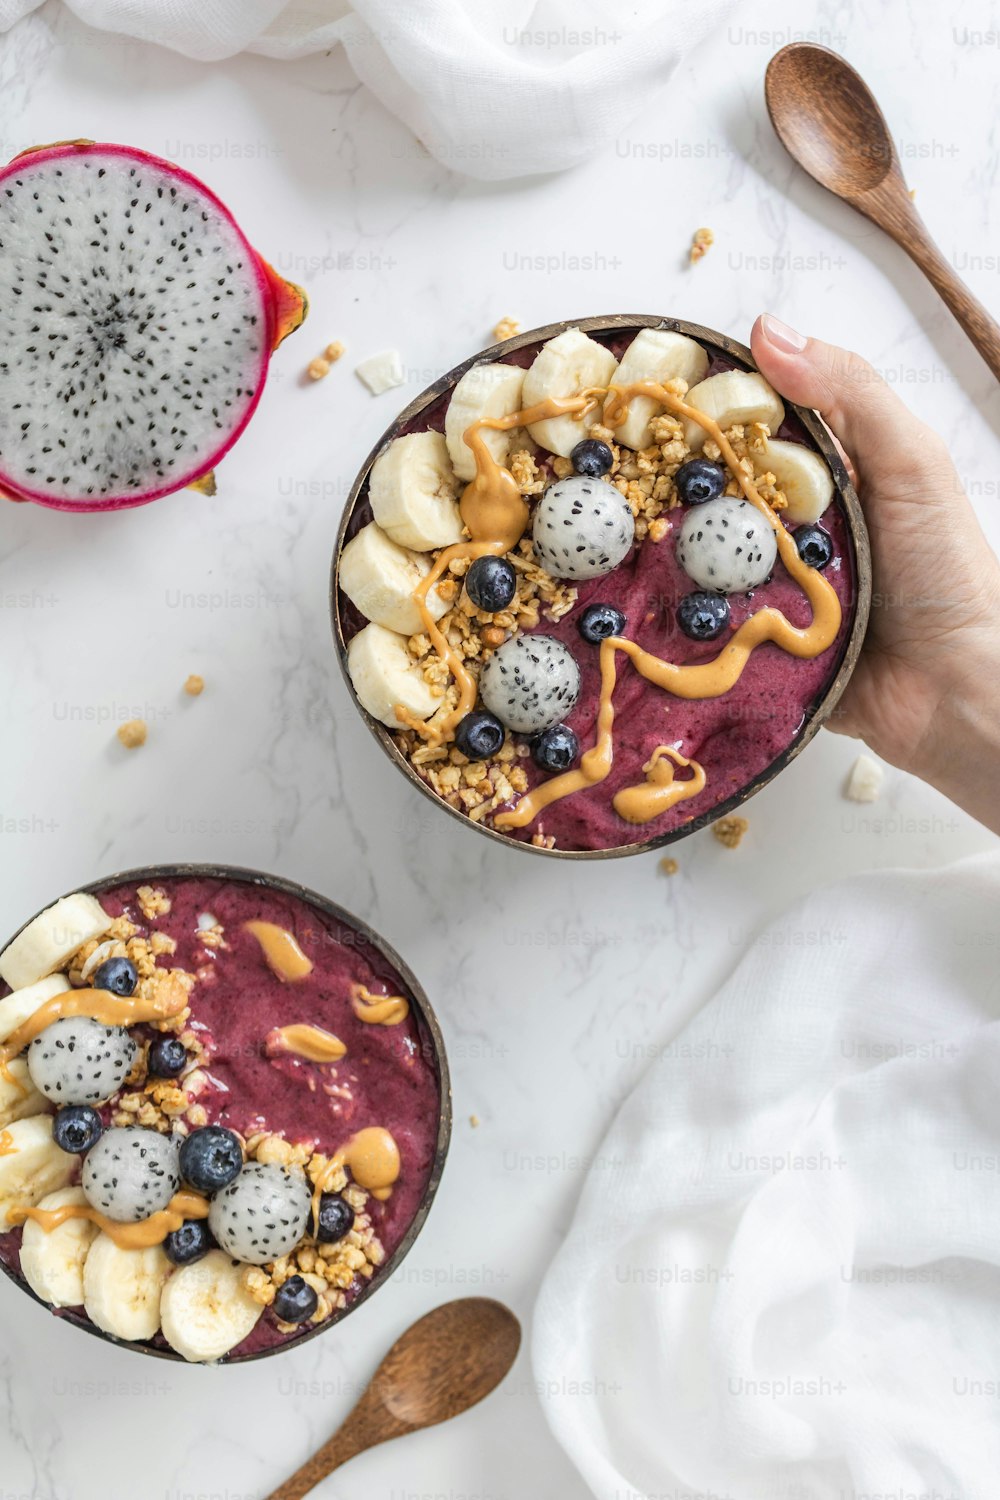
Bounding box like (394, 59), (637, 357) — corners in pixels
(754, 436), (834, 524)
(19, 1186), (98, 1308)
(523, 328), (617, 458)
(83, 1233), (172, 1342)
(0, 1058), (48, 1127)
(340, 522), (449, 637)
(606, 330), (709, 450)
(445, 362), (526, 481)
(160, 1249), (263, 1363)
(0, 973), (70, 1046)
(0, 892), (111, 990)
(368, 432), (464, 552)
(347, 622), (440, 730)
(681, 370), (785, 452)
(0, 1114), (74, 1223)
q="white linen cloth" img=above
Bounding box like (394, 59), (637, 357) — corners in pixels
(533, 851), (1000, 1500)
(0, 0), (738, 179)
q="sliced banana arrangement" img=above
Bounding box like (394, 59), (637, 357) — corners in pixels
(445, 360), (526, 480)
(606, 328), (708, 449)
(339, 521), (449, 635)
(681, 368), (786, 451)
(522, 327), (617, 456)
(368, 430), (464, 551)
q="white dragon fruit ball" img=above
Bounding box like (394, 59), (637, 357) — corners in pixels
(532, 474), (635, 580)
(27, 1016), (138, 1106)
(82, 1127), (181, 1223)
(208, 1162), (312, 1266)
(676, 496), (777, 594)
(479, 634), (581, 735)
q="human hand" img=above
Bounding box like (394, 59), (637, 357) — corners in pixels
(751, 313), (1000, 833)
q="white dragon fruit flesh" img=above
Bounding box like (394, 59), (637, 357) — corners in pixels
(27, 1016), (137, 1106)
(676, 496), (777, 594)
(0, 140), (306, 512)
(532, 474), (635, 580)
(208, 1162), (312, 1265)
(479, 633), (581, 735)
(82, 1126), (181, 1223)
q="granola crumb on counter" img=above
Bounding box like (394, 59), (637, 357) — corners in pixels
(183, 674), (205, 697)
(469, 1113), (481, 1128)
(116, 718), (147, 750)
(713, 815), (749, 849)
(658, 857), (680, 877)
(689, 226), (714, 263)
(492, 316), (520, 342)
(324, 340), (345, 363)
(306, 356), (330, 381)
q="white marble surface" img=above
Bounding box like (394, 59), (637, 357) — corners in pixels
(1, 2), (998, 1497)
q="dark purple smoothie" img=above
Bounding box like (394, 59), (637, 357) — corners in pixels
(0, 874), (444, 1359)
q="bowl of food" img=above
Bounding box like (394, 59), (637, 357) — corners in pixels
(332, 315), (870, 857)
(0, 865), (449, 1363)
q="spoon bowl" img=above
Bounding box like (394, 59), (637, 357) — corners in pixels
(765, 44), (896, 198)
(266, 1298), (521, 1499)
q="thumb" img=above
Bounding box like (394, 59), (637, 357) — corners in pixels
(749, 313), (951, 496)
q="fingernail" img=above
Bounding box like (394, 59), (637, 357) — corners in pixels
(760, 314), (807, 353)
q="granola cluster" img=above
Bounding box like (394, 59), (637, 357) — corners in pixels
(239, 1132), (385, 1330)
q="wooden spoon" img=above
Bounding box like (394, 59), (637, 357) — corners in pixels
(264, 1298), (521, 1499)
(765, 42), (1000, 380)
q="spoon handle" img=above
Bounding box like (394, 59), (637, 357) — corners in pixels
(878, 196), (1000, 381)
(264, 1420), (381, 1500)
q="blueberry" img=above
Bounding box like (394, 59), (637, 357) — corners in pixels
(465, 555), (516, 613)
(164, 1218), (212, 1266)
(578, 604), (626, 644)
(677, 590), (730, 641)
(179, 1126), (243, 1194)
(52, 1104), (103, 1155)
(148, 1037), (187, 1078)
(571, 438), (614, 478)
(273, 1274), (318, 1325)
(675, 458), (726, 506)
(532, 724), (579, 772)
(454, 709), (505, 759)
(795, 524), (834, 570)
(316, 1193), (355, 1244)
(92, 956), (138, 998)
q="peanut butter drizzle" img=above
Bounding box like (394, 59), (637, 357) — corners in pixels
(0, 981), (189, 1083)
(6, 1189), (209, 1249)
(399, 393), (599, 743)
(351, 985), (409, 1027)
(271, 1023), (346, 1063)
(311, 1126), (401, 1229)
(244, 921), (314, 982)
(0, 1129), (14, 1156)
(613, 746), (707, 825)
(494, 378), (843, 831)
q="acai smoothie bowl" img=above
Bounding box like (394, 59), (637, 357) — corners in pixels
(0, 865), (449, 1363)
(332, 315), (870, 858)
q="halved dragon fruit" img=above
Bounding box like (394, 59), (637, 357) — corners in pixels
(0, 140), (306, 512)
